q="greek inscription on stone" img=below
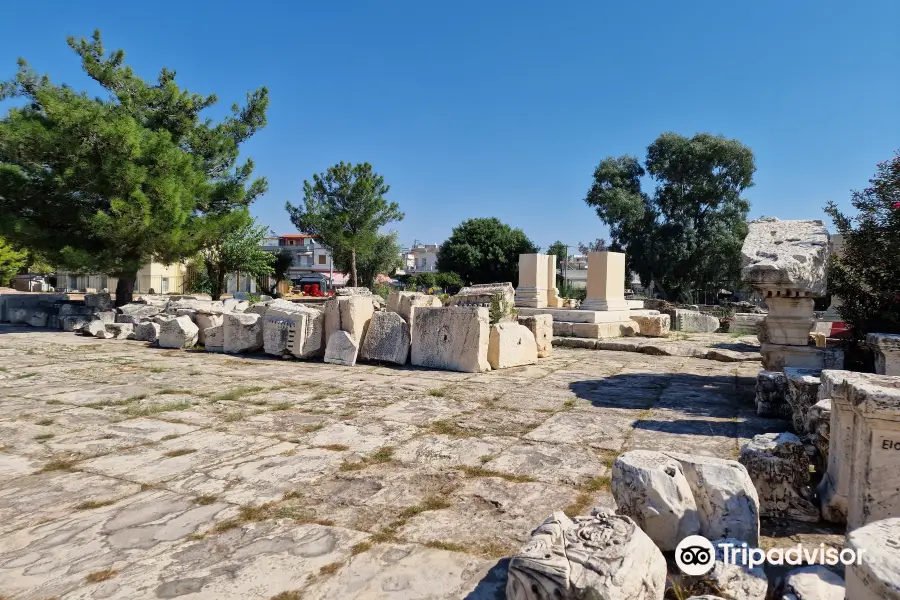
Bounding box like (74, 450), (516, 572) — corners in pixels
(881, 438), (899, 451)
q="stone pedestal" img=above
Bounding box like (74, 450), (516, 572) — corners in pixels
(867, 333), (900, 376)
(580, 251), (630, 312)
(844, 518), (900, 600)
(545, 254), (561, 308)
(783, 367), (822, 435)
(760, 343), (843, 371)
(764, 296), (816, 345)
(515, 254), (549, 308)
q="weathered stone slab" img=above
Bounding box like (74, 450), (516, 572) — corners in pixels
(611, 450), (701, 550)
(359, 311), (410, 365)
(203, 324), (224, 352)
(741, 218), (830, 296)
(506, 511), (666, 600)
(448, 282), (515, 312)
(60, 315), (90, 332)
(324, 295), (375, 346)
(488, 322), (538, 370)
(132, 321), (160, 343)
(731, 313), (766, 335)
(517, 314), (553, 358)
(784, 367), (822, 433)
(410, 306), (490, 373)
(844, 517), (900, 600)
(755, 370), (791, 418)
(118, 303), (163, 319)
(263, 301), (323, 357)
(868, 332), (900, 376)
(324, 330), (359, 366)
(780, 565), (845, 600)
(761, 343), (844, 371)
(388, 291), (442, 327)
(739, 432), (819, 522)
(157, 315), (199, 349)
(81, 319), (106, 337)
(84, 292), (114, 311)
(194, 312), (223, 346)
(104, 323), (134, 340)
(632, 313), (670, 337)
(666, 309), (720, 332)
(223, 312), (263, 354)
(664, 452), (760, 545)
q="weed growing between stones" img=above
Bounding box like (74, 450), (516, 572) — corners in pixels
(124, 401), (192, 417)
(76, 499), (117, 510)
(84, 568), (118, 583)
(269, 591), (302, 600)
(39, 456), (80, 473)
(455, 465), (536, 483)
(339, 445), (395, 471)
(163, 448), (196, 458)
(34, 433), (54, 441)
(211, 386), (266, 402)
(316, 444), (349, 451)
(196, 495), (217, 505)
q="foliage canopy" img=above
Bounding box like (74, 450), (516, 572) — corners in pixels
(436, 217), (538, 285)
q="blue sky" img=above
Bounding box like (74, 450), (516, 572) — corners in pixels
(1, 1), (897, 251)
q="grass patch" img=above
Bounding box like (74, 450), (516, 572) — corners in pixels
(164, 448), (196, 458)
(212, 386), (266, 402)
(563, 492), (594, 518)
(582, 475), (611, 492)
(123, 401), (192, 418)
(159, 388), (191, 395)
(196, 495), (218, 505)
(429, 419), (475, 437)
(45, 399), (64, 405)
(84, 568), (118, 583)
(139, 483), (157, 491)
(351, 541), (372, 555)
(310, 388), (341, 402)
(456, 465), (536, 483)
(562, 399), (576, 409)
(269, 591), (303, 600)
(270, 402), (294, 411)
(319, 561), (342, 576)
(34, 417), (54, 426)
(339, 409), (357, 418)
(223, 411), (247, 422)
(317, 444), (350, 451)
(398, 496), (451, 519)
(34, 433), (54, 441)
(160, 434), (179, 441)
(149, 367), (167, 373)
(213, 518), (242, 533)
(424, 540), (467, 552)
(15, 372), (39, 379)
(39, 457), (79, 473)
(76, 499), (117, 510)
(0, 366), (6, 372)
(427, 388), (446, 397)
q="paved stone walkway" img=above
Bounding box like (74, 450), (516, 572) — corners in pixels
(0, 326), (786, 599)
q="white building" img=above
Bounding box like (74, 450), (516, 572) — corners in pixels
(401, 243), (440, 273)
(260, 234), (348, 286)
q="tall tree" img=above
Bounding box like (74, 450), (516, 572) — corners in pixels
(332, 232), (402, 289)
(825, 152), (900, 339)
(261, 248), (294, 295)
(0, 31), (268, 305)
(577, 239), (607, 255)
(436, 218), (538, 285)
(285, 162), (403, 287)
(198, 215), (274, 300)
(584, 133), (754, 301)
(0, 237), (27, 286)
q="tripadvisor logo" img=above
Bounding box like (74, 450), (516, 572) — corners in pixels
(674, 535), (864, 575)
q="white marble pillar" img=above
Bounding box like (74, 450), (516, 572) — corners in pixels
(515, 254), (549, 308)
(545, 254), (561, 308)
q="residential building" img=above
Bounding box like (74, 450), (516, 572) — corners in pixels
(260, 234), (348, 286)
(56, 262), (187, 294)
(402, 243), (440, 273)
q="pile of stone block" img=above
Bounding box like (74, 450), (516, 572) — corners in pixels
(662, 308), (720, 333)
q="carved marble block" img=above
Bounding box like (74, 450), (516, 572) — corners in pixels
(755, 371), (791, 418)
(844, 517), (900, 600)
(867, 332), (900, 376)
(515, 254), (550, 308)
(784, 367), (822, 435)
(739, 432), (819, 522)
(506, 510), (666, 600)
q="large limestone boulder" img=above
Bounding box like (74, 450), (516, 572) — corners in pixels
(611, 450), (701, 551)
(844, 518), (900, 600)
(195, 313), (223, 346)
(324, 295), (375, 346)
(118, 303), (164, 319)
(779, 565), (845, 600)
(359, 311), (410, 365)
(487, 322), (538, 369)
(739, 432), (819, 522)
(632, 313), (671, 337)
(740, 218), (829, 296)
(517, 314), (552, 358)
(506, 511), (666, 600)
(707, 537), (768, 600)
(104, 323), (134, 340)
(82, 319), (106, 337)
(84, 292), (114, 311)
(132, 322), (160, 343)
(410, 306), (490, 373)
(666, 309), (719, 333)
(223, 312), (263, 354)
(395, 292), (442, 327)
(664, 452), (760, 545)
(204, 325), (224, 352)
(263, 301), (324, 358)
(158, 315), (199, 349)
(324, 330), (359, 366)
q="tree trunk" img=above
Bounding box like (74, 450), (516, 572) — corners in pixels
(114, 269), (137, 307)
(351, 247), (358, 288)
(213, 269), (227, 301)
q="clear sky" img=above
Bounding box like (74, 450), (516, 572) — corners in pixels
(1, 1), (897, 251)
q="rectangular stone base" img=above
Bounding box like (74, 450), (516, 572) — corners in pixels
(516, 307), (632, 324)
(552, 320), (637, 339)
(760, 343), (844, 370)
(626, 299), (644, 309)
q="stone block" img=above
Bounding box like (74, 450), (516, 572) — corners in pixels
(204, 325), (224, 352)
(581, 251), (629, 311)
(517, 314), (552, 358)
(286, 310), (326, 360)
(779, 565), (845, 600)
(763, 298), (817, 345)
(263, 301), (324, 358)
(571, 320), (639, 339)
(58, 303), (94, 317)
(223, 312), (263, 354)
(25, 310), (50, 328)
(730, 313), (766, 335)
(667, 309), (720, 333)
(82, 319), (106, 337)
(115, 314), (143, 326)
(60, 315), (90, 332)
(632, 313), (670, 337)
(844, 518), (900, 600)
(104, 323), (133, 340)
(664, 452), (760, 546)
(222, 298), (249, 313)
(487, 322), (538, 369)
(738, 432), (819, 522)
(359, 311), (410, 365)
(158, 315), (199, 349)
(324, 330), (359, 366)
(514, 253), (549, 308)
(740, 218), (830, 296)
(118, 303), (163, 319)
(396, 292), (442, 328)
(84, 292), (114, 311)
(98, 310), (117, 325)
(552, 321), (573, 337)
(783, 367), (821, 435)
(324, 296), (375, 346)
(506, 511), (666, 600)
(707, 537), (768, 600)
(868, 333), (900, 376)
(132, 322), (160, 343)
(410, 306), (490, 373)
(761, 343), (844, 371)
(195, 313), (223, 346)
(611, 450), (701, 550)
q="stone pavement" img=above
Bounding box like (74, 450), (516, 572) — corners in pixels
(0, 325), (789, 599)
